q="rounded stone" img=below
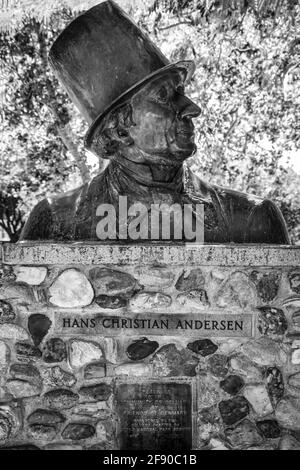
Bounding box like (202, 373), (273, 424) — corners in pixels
(127, 338), (159, 361)
(175, 268), (205, 292)
(129, 292), (172, 311)
(197, 373), (226, 408)
(187, 339), (218, 357)
(95, 295), (127, 309)
(103, 337), (118, 364)
(28, 314), (52, 346)
(215, 271), (257, 309)
(217, 339), (248, 356)
(72, 403), (111, 419)
(151, 344), (198, 377)
(0, 387), (12, 402)
(292, 349), (300, 365)
(6, 379), (41, 398)
(292, 310), (300, 328)
(176, 289), (209, 309)
(230, 355), (262, 382)
(279, 435), (300, 450)
(258, 307), (288, 336)
(0, 283), (34, 304)
(89, 267), (140, 296)
(43, 389), (79, 410)
(275, 397), (300, 430)
(42, 338), (67, 363)
(219, 396), (250, 425)
(225, 419), (264, 449)
(208, 438), (230, 450)
(240, 338), (288, 366)
(115, 363), (153, 377)
(79, 383), (112, 402)
(0, 406), (20, 440)
(0, 300), (15, 324)
(0, 266), (16, 282)
(28, 423), (56, 440)
(208, 354), (229, 377)
(256, 420), (281, 438)
(14, 266), (47, 285)
(27, 409), (65, 426)
(96, 420), (113, 442)
(84, 362), (106, 380)
(49, 269), (94, 308)
(41, 366), (76, 388)
(288, 270), (300, 294)
(9, 363), (41, 383)
(0, 414), (11, 440)
(134, 266), (174, 288)
(250, 271), (280, 302)
(68, 340), (103, 369)
(243, 384), (273, 417)
(0, 324), (29, 341)
(62, 423), (95, 440)
(287, 372), (300, 391)
(220, 375), (244, 395)
(198, 405), (222, 444)
(0, 341), (10, 367)
(15, 342), (42, 359)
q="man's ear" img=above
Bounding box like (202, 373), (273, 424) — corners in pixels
(89, 126), (115, 159)
(118, 102), (135, 128)
(89, 103), (135, 158)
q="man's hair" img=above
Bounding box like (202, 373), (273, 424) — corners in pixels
(90, 103), (135, 158)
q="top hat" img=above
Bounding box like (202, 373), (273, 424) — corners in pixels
(49, 0), (195, 150)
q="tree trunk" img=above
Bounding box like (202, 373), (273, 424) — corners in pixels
(56, 123), (90, 183)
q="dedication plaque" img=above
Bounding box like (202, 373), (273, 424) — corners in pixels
(116, 381), (193, 450)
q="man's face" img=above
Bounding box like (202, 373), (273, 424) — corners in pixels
(127, 70), (201, 164)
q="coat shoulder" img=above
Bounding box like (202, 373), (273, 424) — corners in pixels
(186, 170), (289, 243)
(19, 185), (85, 241)
(213, 185), (290, 244)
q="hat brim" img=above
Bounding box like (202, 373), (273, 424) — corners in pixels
(85, 60), (195, 150)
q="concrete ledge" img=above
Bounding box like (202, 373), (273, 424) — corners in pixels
(2, 242), (300, 266)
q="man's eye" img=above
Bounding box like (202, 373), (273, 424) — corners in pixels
(155, 86), (169, 103)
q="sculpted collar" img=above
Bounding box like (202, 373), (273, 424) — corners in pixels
(107, 158), (184, 193)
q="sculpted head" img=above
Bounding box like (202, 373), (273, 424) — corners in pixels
(90, 70), (201, 168)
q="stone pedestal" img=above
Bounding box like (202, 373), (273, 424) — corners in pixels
(0, 243), (299, 450)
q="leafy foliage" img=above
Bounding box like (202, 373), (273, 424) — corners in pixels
(0, 185), (24, 242)
(0, 0), (299, 243)
(0, 9), (93, 241)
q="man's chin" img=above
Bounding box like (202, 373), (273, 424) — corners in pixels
(170, 142), (196, 160)
(150, 151), (193, 165)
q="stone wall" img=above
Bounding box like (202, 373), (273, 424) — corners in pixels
(0, 243), (299, 450)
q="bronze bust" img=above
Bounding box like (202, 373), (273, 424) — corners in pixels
(20, 1), (289, 244)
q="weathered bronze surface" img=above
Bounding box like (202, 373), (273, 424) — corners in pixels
(20, 1), (289, 244)
(115, 382), (193, 450)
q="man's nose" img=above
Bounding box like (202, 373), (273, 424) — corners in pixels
(176, 94), (201, 119)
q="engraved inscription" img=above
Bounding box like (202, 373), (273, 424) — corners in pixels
(116, 382), (192, 450)
(56, 313), (254, 338)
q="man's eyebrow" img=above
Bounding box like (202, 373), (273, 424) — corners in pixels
(150, 76), (182, 90)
